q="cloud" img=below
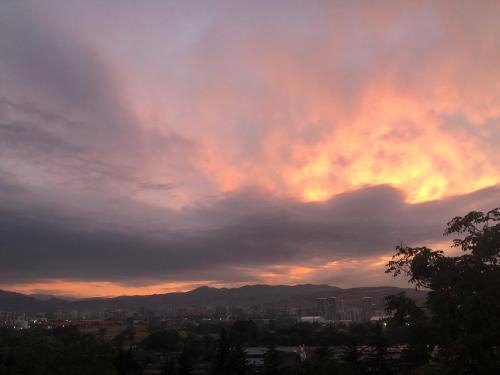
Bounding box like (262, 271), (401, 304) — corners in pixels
(79, 0), (498, 204)
(0, 1), (499, 295)
(0, 1), (207, 208)
(2, 1), (499, 207)
(0, 184), (498, 288)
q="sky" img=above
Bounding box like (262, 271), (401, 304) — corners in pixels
(0, 0), (499, 298)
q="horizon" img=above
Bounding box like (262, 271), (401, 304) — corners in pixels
(1, 1), (499, 298)
(1, 282), (413, 300)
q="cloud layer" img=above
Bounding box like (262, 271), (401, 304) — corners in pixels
(1, 183), (499, 294)
(0, 1), (499, 296)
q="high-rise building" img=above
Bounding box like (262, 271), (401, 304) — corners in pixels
(316, 297), (327, 317)
(336, 297), (346, 320)
(346, 307), (361, 322)
(361, 297), (374, 321)
(316, 297), (338, 321)
(325, 297), (337, 320)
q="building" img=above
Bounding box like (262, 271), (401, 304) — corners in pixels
(316, 298), (327, 318)
(325, 297), (337, 320)
(345, 307), (361, 322)
(338, 297), (345, 320)
(361, 297), (374, 322)
(316, 297), (338, 321)
(299, 316), (325, 323)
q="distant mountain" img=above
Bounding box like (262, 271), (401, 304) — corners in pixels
(0, 289), (69, 313)
(0, 284), (427, 313)
(30, 293), (81, 301)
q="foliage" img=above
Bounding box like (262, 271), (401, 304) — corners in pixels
(228, 320), (258, 346)
(386, 207), (500, 373)
(263, 342), (281, 375)
(224, 344), (249, 375)
(177, 347), (194, 375)
(2, 208), (498, 374)
(0, 328), (116, 375)
(211, 328), (230, 374)
(211, 328), (250, 375)
(142, 329), (180, 352)
(365, 323), (393, 374)
(161, 357), (177, 375)
(114, 348), (141, 375)
(384, 292), (431, 369)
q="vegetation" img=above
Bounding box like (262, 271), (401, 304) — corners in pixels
(0, 327), (115, 375)
(386, 207), (500, 373)
(0, 321), (407, 374)
(0, 208), (498, 374)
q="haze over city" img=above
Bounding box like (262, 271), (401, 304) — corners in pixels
(1, 0), (499, 298)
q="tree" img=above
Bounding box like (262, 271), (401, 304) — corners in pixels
(305, 344), (341, 375)
(143, 330), (180, 352)
(211, 328), (250, 375)
(384, 292), (431, 369)
(114, 332), (127, 348)
(385, 208), (500, 373)
(123, 326), (136, 342)
(228, 320), (258, 346)
(7, 333), (63, 375)
(161, 357), (177, 375)
(178, 347), (194, 375)
(365, 323), (393, 375)
(211, 328), (229, 374)
(97, 327), (107, 341)
(223, 344), (249, 375)
(114, 348), (141, 375)
(339, 324), (368, 374)
(0, 329), (116, 375)
(263, 342), (281, 375)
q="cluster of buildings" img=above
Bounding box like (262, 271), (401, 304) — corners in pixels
(304, 296), (389, 324)
(0, 311), (30, 329)
(0, 295), (391, 330)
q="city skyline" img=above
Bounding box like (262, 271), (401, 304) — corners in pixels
(1, 1), (499, 297)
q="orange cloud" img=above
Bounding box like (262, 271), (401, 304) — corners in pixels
(1, 280), (215, 298)
(123, 2), (500, 208)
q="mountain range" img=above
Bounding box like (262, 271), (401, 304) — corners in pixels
(0, 284), (426, 313)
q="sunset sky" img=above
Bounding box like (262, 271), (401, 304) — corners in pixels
(0, 0), (499, 298)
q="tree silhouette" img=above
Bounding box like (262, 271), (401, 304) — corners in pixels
(211, 328), (230, 374)
(384, 292), (431, 369)
(114, 348), (141, 375)
(161, 357), (176, 375)
(263, 342), (281, 375)
(366, 323), (393, 374)
(386, 208), (500, 373)
(143, 330), (180, 352)
(223, 344), (249, 375)
(178, 347), (194, 375)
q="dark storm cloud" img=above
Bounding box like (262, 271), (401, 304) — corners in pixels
(1, 184), (498, 285)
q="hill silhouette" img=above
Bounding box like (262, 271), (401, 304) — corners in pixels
(0, 284), (426, 313)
